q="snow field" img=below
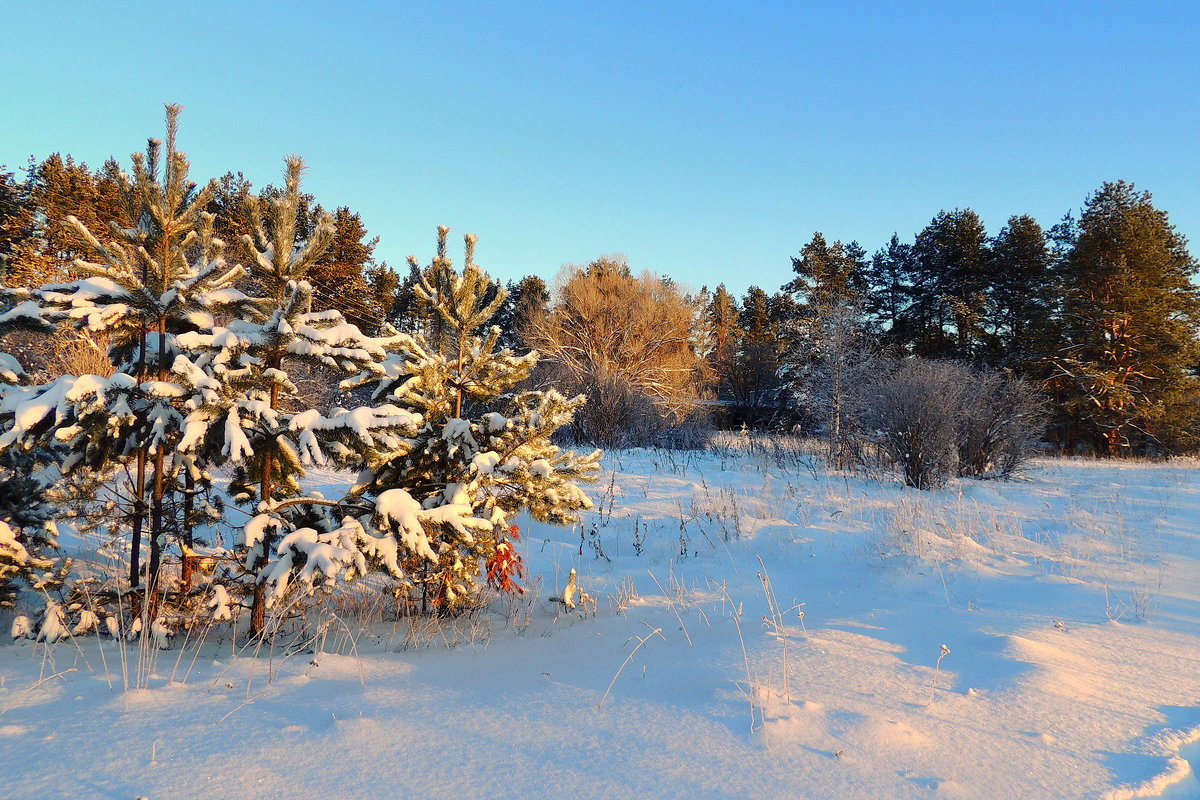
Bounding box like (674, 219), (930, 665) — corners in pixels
(2, 446), (1200, 799)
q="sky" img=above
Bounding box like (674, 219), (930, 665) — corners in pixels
(1, 1), (1197, 298)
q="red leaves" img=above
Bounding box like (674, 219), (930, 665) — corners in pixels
(486, 526), (526, 594)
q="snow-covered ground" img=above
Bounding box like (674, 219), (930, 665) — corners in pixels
(3, 445), (1200, 799)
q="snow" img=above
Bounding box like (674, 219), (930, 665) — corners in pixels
(0, 519), (27, 564)
(0, 352), (26, 384)
(263, 527), (362, 607)
(35, 602), (66, 643)
(222, 406), (254, 462)
(289, 405), (419, 454)
(72, 609), (100, 636)
(375, 488), (439, 563)
(0, 372), (144, 449)
(208, 585), (233, 623)
(482, 411), (509, 432)
(441, 417), (478, 451)
(0, 299), (44, 326)
(471, 450), (501, 474)
(3, 450), (1200, 799)
(9, 615), (30, 639)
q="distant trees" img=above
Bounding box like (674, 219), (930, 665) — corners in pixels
(4, 117), (1197, 461)
(703, 283), (740, 401)
(0, 154), (123, 288)
(792, 184), (1200, 457)
(0, 166), (27, 282)
(308, 206), (382, 328)
(493, 274), (550, 354)
(726, 285), (787, 424)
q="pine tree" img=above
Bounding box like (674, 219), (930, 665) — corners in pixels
(861, 234), (915, 354)
(783, 233), (866, 309)
(366, 263), (401, 333)
(388, 256), (429, 335)
(205, 171), (256, 269)
(988, 214), (1056, 367)
(726, 286), (785, 424)
(0, 105), (257, 622)
(493, 275), (549, 353)
(338, 227), (601, 611)
(0, 447), (68, 612)
(178, 156), (416, 634)
(0, 166), (30, 285)
(308, 206), (380, 330)
(908, 210), (991, 360)
(705, 284), (740, 402)
(778, 234), (872, 462)
(1049, 181), (1200, 453)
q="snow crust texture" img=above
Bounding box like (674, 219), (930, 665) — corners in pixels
(3, 451), (1200, 800)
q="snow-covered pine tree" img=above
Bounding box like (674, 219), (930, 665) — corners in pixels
(177, 156), (421, 635)
(340, 227), (601, 611)
(0, 105), (256, 623)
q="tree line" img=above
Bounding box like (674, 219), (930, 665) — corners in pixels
(705, 192), (1200, 456)
(2, 104), (1198, 641)
(4, 138), (1199, 458)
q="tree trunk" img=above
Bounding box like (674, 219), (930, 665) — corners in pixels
(249, 357), (282, 638)
(130, 448), (147, 591)
(249, 452), (273, 638)
(146, 318), (169, 619)
(180, 467), (195, 590)
(147, 446), (165, 619)
(129, 322), (149, 591)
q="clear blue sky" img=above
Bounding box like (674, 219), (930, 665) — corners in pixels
(2, 1), (1197, 298)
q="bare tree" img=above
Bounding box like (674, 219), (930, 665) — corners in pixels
(528, 257), (708, 445)
(781, 297), (870, 469)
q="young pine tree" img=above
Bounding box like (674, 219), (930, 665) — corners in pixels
(177, 156), (418, 635)
(341, 227), (601, 611)
(0, 105), (256, 622)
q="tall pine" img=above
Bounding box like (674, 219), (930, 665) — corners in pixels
(1050, 181), (1200, 453)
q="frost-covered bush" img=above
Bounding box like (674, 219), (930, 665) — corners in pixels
(954, 368), (1045, 479)
(858, 358), (1045, 489)
(858, 359), (965, 489)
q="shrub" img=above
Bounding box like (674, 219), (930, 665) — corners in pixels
(858, 359), (965, 488)
(857, 359), (1044, 489)
(528, 257), (707, 447)
(954, 368), (1045, 478)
